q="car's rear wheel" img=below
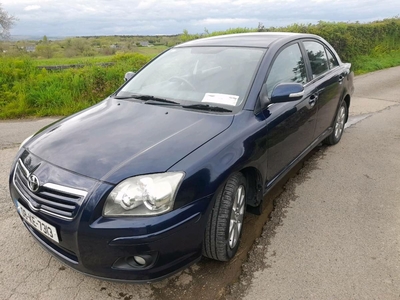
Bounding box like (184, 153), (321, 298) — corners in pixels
(324, 101), (348, 145)
(203, 173), (247, 261)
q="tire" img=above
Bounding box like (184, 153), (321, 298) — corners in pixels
(324, 101), (348, 145)
(203, 173), (247, 261)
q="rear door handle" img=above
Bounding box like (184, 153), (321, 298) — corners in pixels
(309, 94), (318, 107)
(338, 75), (344, 83)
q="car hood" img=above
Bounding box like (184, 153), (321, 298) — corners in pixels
(27, 98), (234, 184)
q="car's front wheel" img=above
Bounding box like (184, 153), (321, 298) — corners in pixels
(203, 173), (247, 261)
(324, 101), (348, 145)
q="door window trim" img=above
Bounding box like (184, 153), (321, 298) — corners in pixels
(324, 47), (340, 70)
(300, 39), (340, 85)
(264, 41), (309, 97)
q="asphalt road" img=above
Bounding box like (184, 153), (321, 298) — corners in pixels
(228, 66), (400, 299)
(0, 66), (399, 300)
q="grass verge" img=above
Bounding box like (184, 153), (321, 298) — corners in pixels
(0, 48), (400, 120)
(353, 50), (400, 75)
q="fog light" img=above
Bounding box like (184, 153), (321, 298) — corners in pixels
(113, 254), (156, 270)
(133, 256), (146, 266)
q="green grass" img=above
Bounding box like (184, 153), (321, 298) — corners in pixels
(134, 45), (169, 57)
(1, 18), (400, 120)
(26, 46), (167, 68)
(1, 51), (400, 120)
(30, 46), (168, 67)
(0, 53), (152, 119)
(353, 50), (400, 75)
(33, 56), (113, 66)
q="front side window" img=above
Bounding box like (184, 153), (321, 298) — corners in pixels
(117, 47), (266, 109)
(266, 43), (307, 98)
(303, 41), (329, 78)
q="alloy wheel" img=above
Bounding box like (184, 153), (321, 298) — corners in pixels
(334, 105), (346, 139)
(229, 185), (246, 249)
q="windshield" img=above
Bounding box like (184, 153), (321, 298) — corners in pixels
(116, 47), (266, 111)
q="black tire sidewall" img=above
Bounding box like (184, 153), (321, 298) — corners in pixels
(224, 174), (247, 260)
(202, 172), (247, 261)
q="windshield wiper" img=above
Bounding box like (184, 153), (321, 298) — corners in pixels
(114, 94), (179, 105)
(144, 99), (181, 106)
(114, 95), (232, 112)
(182, 104), (232, 112)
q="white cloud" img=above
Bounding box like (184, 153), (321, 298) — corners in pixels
(137, 0), (158, 9)
(24, 5), (40, 11)
(196, 18), (255, 25)
(2, 0), (399, 37)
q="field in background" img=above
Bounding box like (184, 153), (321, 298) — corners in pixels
(0, 18), (399, 119)
(29, 45), (168, 66)
(32, 56), (114, 66)
(0, 35), (174, 59)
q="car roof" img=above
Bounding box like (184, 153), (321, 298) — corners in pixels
(176, 32), (318, 48)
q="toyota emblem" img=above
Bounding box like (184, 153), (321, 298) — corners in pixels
(28, 174), (40, 193)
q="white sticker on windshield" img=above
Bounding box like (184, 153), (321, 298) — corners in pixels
(201, 93), (239, 106)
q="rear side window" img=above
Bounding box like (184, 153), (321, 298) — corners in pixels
(303, 41), (329, 78)
(266, 43), (307, 98)
(326, 49), (339, 69)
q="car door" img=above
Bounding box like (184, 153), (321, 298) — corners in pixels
(301, 40), (344, 138)
(263, 42), (318, 184)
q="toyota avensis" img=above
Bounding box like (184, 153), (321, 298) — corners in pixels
(9, 33), (354, 282)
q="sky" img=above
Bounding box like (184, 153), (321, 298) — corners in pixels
(1, 0), (399, 37)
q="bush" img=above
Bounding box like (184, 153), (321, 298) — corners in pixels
(1, 18), (400, 119)
(182, 17), (400, 64)
(0, 54), (151, 118)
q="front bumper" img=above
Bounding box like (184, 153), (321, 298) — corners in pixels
(9, 160), (213, 282)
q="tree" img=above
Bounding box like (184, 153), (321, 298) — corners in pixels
(71, 38), (89, 55)
(257, 22), (266, 32)
(36, 35), (55, 58)
(0, 4), (17, 39)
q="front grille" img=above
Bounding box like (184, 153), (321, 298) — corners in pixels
(13, 159), (87, 220)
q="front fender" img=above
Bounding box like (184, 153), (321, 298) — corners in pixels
(169, 110), (267, 210)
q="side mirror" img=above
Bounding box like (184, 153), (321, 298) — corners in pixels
(271, 83), (304, 103)
(124, 71), (135, 82)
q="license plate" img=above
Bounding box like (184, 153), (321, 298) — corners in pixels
(17, 202), (59, 243)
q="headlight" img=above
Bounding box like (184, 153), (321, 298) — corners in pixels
(19, 135), (33, 150)
(103, 172), (184, 217)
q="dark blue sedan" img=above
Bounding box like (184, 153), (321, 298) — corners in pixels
(9, 32), (354, 282)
